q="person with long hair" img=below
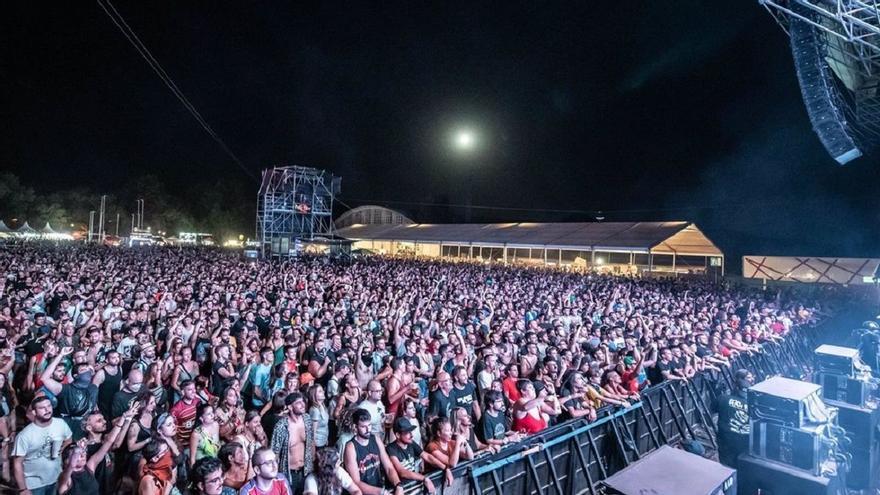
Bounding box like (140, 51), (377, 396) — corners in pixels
(308, 384), (330, 448)
(138, 439), (177, 495)
(189, 403), (221, 467)
(215, 386), (245, 443)
(452, 407), (495, 456)
(304, 446), (362, 495)
(146, 362), (168, 412)
(217, 441), (251, 493)
(125, 393), (157, 476)
(333, 375), (361, 423)
(235, 410), (267, 461)
(155, 411), (187, 491)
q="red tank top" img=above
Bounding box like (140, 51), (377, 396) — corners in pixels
(513, 409), (547, 434)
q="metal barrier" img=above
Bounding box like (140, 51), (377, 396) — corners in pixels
(405, 326), (819, 495)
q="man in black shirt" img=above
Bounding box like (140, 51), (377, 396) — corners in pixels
(343, 408), (404, 495)
(386, 418), (436, 494)
(451, 366), (480, 421)
(211, 344), (235, 396)
(648, 348), (685, 384)
(427, 372), (455, 422)
(478, 391), (521, 449)
(717, 369), (753, 468)
(110, 368), (143, 420)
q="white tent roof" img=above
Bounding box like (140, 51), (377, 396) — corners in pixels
(16, 222), (38, 234)
(337, 221), (722, 257)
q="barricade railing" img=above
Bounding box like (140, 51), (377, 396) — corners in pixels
(404, 327), (819, 495)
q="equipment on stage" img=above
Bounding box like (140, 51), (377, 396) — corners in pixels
(749, 420), (842, 476)
(737, 453), (845, 495)
(833, 400), (880, 490)
(746, 377), (848, 479)
(815, 372), (874, 408)
(810, 344), (880, 490)
(748, 376), (837, 428)
(815, 344), (861, 377)
(601, 445), (736, 495)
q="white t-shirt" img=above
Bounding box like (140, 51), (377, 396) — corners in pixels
(11, 418), (72, 489)
(303, 466), (354, 495)
(358, 399), (386, 439)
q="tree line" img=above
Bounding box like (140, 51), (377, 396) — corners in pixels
(0, 172), (253, 240)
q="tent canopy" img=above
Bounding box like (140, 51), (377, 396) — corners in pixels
(337, 221), (722, 257)
(40, 222), (58, 234)
(16, 222), (38, 234)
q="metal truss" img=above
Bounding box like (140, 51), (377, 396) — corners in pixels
(256, 165), (340, 256)
(761, 0), (880, 148)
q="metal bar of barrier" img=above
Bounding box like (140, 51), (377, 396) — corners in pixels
(470, 404), (638, 477)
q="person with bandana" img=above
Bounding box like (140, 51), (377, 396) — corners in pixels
(38, 347), (97, 440)
(138, 440), (177, 495)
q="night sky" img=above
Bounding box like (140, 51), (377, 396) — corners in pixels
(2, 1), (879, 266)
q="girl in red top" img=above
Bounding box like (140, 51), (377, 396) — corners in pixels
(502, 364), (521, 403)
(512, 379), (559, 434)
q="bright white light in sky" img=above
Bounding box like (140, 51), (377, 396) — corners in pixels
(454, 129), (475, 150)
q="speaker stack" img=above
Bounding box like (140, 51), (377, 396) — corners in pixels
(814, 344), (880, 491)
(737, 376), (847, 495)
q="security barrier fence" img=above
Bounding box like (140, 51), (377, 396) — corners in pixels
(405, 323), (820, 495)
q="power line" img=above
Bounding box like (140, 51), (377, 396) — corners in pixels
(97, 0), (257, 182)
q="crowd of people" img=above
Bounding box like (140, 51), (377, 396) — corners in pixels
(0, 243), (834, 495)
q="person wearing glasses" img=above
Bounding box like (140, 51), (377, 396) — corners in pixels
(239, 447), (292, 495)
(191, 456), (224, 495)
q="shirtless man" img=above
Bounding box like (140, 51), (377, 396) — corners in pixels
(269, 392), (314, 495)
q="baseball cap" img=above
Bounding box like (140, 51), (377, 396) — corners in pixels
(393, 417), (417, 434)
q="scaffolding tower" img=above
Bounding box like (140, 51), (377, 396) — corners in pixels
(761, 0), (880, 163)
(256, 165), (341, 257)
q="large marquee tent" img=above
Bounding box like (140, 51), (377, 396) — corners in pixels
(336, 212), (723, 274)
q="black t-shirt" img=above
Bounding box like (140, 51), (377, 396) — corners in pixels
(649, 360), (676, 384)
(452, 383), (478, 417)
(386, 441), (423, 473)
(478, 411), (509, 443)
(110, 389), (138, 420)
(696, 344), (713, 358)
(561, 396), (589, 422)
(86, 441), (112, 493)
(350, 436), (384, 488)
(428, 390), (454, 419)
(211, 361), (233, 395)
(717, 392), (749, 436)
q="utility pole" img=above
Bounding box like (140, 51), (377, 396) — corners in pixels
(115, 212), (120, 236)
(88, 211), (95, 243)
(98, 195), (107, 242)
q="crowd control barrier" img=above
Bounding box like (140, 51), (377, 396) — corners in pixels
(404, 323), (820, 495)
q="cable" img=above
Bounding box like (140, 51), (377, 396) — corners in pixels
(97, 0), (257, 182)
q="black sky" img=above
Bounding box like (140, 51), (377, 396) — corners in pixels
(2, 1), (879, 264)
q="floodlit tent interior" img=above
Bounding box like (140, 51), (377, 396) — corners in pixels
(337, 216), (724, 274)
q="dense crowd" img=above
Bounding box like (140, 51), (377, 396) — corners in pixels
(0, 244), (833, 495)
